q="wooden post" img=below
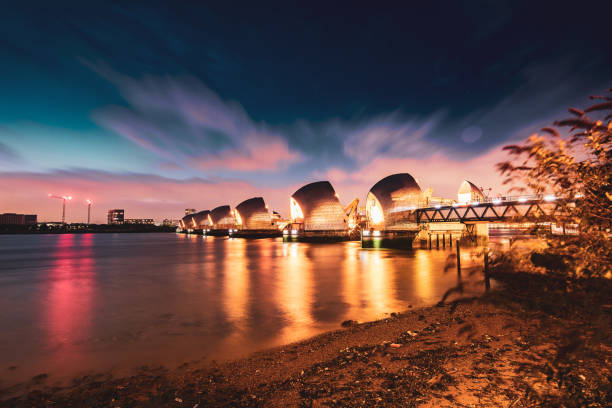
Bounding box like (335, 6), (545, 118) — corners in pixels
(449, 234), (452, 247)
(442, 233), (446, 248)
(428, 234), (432, 249)
(484, 249), (490, 290)
(456, 240), (461, 276)
(436, 234), (439, 248)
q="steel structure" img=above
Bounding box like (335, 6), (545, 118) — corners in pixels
(415, 198), (560, 224)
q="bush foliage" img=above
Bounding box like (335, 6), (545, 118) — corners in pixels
(497, 90), (612, 278)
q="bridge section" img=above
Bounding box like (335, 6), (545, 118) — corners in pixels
(415, 196), (560, 224)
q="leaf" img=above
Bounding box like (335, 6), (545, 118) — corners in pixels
(568, 107), (585, 117)
(541, 127), (560, 137)
(584, 102), (612, 113)
(554, 119), (592, 129)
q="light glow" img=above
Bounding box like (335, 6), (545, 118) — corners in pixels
(458, 192), (471, 204)
(234, 209), (243, 225)
(518, 197), (528, 203)
(290, 197), (304, 221)
(367, 199), (384, 224)
(544, 195), (556, 202)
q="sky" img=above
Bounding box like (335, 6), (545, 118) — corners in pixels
(1, 1), (610, 223)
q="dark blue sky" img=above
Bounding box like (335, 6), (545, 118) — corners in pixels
(1, 1), (611, 220)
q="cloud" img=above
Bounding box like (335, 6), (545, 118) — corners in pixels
(0, 169), (295, 223)
(0, 142), (21, 164)
(189, 138), (301, 171)
(330, 59), (605, 170)
(88, 63), (302, 173)
(0, 127), (23, 165)
(341, 112), (444, 163)
(326, 144), (515, 205)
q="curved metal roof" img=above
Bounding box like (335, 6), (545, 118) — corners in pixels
(210, 205), (235, 228)
(291, 181), (346, 231)
(458, 180), (483, 196)
(367, 173), (422, 229)
(235, 197), (274, 230)
(192, 210), (212, 228)
(369, 173), (421, 209)
(181, 214), (197, 229)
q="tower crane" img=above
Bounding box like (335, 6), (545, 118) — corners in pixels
(85, 199), (92, 224)
(48, 194), (71, 224)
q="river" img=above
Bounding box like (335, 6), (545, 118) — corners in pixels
(0, 232), (487, 387)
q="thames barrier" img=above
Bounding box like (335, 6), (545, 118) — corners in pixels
(178, 172), (564, 249)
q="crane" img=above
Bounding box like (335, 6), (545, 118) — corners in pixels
(343, 198), (360, 229)
(48, 194), (71, 224)
(85, 199), (92, 224)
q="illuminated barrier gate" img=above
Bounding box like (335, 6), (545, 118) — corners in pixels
(284, 181), (351, 242)
(208, 205), (237, 236)
(229, 197), (282, 238)
(362, 173), (422, 249)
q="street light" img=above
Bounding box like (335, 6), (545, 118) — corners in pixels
(48, 194), (72, 224)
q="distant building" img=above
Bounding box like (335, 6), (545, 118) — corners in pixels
(107, 209), (125, 224)
(162, 219), (180, 227)
(185, 208), (197, 216)
(0, 213), (37, 225)
(124, 218), (154, 225)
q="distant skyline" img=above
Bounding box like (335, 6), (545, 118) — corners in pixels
(1, 1), (611, 222)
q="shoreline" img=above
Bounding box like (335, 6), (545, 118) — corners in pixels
(2, 289), (609, 407)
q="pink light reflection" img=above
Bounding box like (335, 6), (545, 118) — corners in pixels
(45, 234), (95, 361)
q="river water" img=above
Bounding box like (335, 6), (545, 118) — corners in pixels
(0, 233), (487, 387)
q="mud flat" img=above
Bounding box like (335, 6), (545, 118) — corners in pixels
(1, 286), (610, 407)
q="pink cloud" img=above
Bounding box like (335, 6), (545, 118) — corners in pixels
(327, 145), (515, 204)
(0, 171), (294, 224)
(190, 139), (302, 171)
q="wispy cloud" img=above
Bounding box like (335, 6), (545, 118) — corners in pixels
(87, 62), (302, 173)
(0, 127), (22, 166)
(341, 112), (444, 163)
(0, 142), (20, 163)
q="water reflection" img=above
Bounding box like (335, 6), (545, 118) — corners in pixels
(360, 250), (393, 313)
(223, 238), (248, 327)
(277, 243), (313, 342)
(45, 234), (95, 363)
(0, 234), (487, 387)
(414, 249), (433, 302)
